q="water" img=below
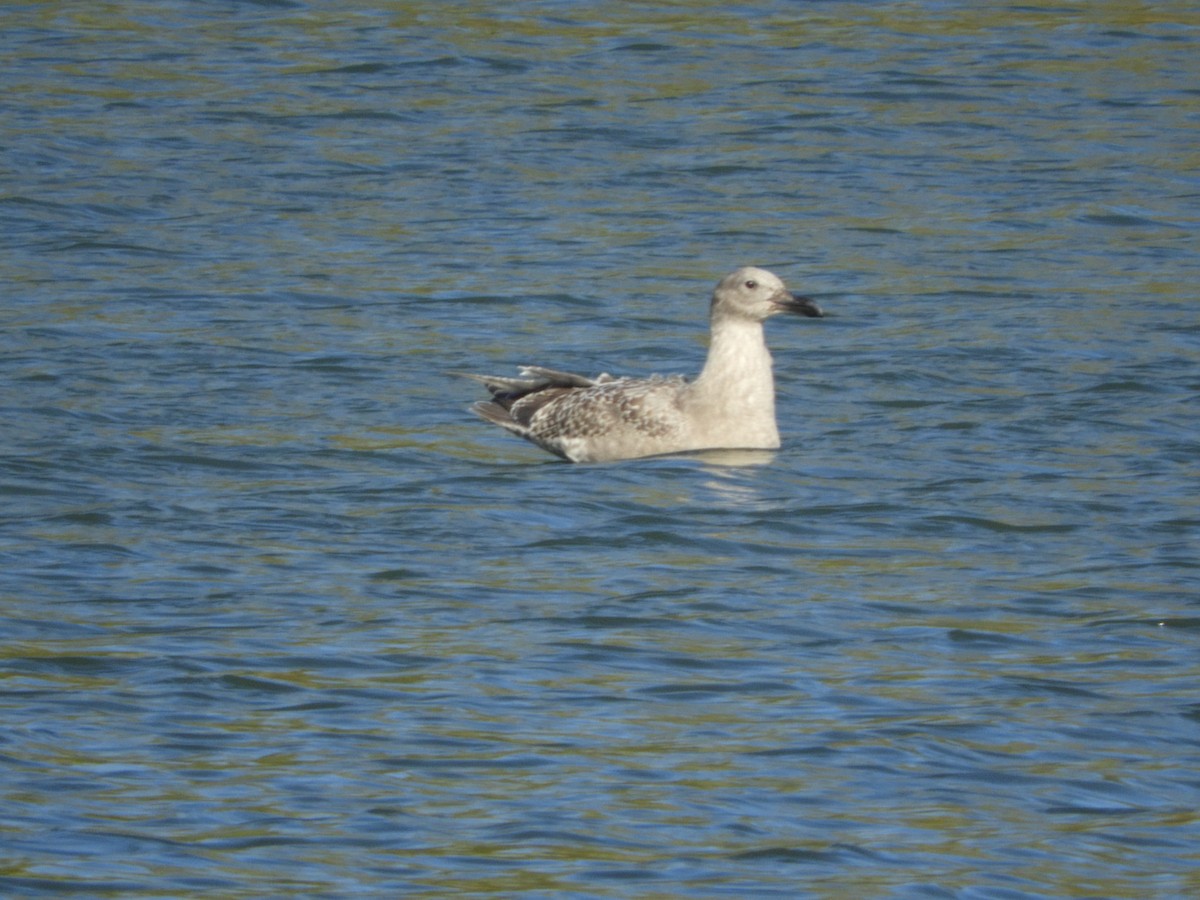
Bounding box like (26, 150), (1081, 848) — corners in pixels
(3, 1), (1198, 896)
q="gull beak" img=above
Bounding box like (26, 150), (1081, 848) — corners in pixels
(774, 292), (824, 318)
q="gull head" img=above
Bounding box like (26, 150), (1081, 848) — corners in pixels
(711, 266), (823, 322)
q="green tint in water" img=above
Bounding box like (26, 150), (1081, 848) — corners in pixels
(2, 0), (1199, 897)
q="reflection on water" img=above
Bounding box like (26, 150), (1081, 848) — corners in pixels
(689, 449), (778, 469)
(3, 1), (1199, 897)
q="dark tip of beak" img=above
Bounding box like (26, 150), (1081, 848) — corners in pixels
(781, 293), (824, 318)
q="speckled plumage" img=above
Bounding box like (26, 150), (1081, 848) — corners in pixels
(467, 267), (823, 462)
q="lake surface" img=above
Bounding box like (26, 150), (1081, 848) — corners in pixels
(2, 1), (1198, 896)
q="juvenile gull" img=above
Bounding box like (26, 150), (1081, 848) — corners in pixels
(467, 266), (823, 462)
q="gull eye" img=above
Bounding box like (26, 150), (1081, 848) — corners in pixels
(744, 279), (757, 289)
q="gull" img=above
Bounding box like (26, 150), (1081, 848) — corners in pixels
(466, 266), (824, 462)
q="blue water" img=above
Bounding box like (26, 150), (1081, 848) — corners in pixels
(3, 1), (1199, 897)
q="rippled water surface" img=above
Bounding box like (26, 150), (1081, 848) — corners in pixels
(3, 1), (1199, 897)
